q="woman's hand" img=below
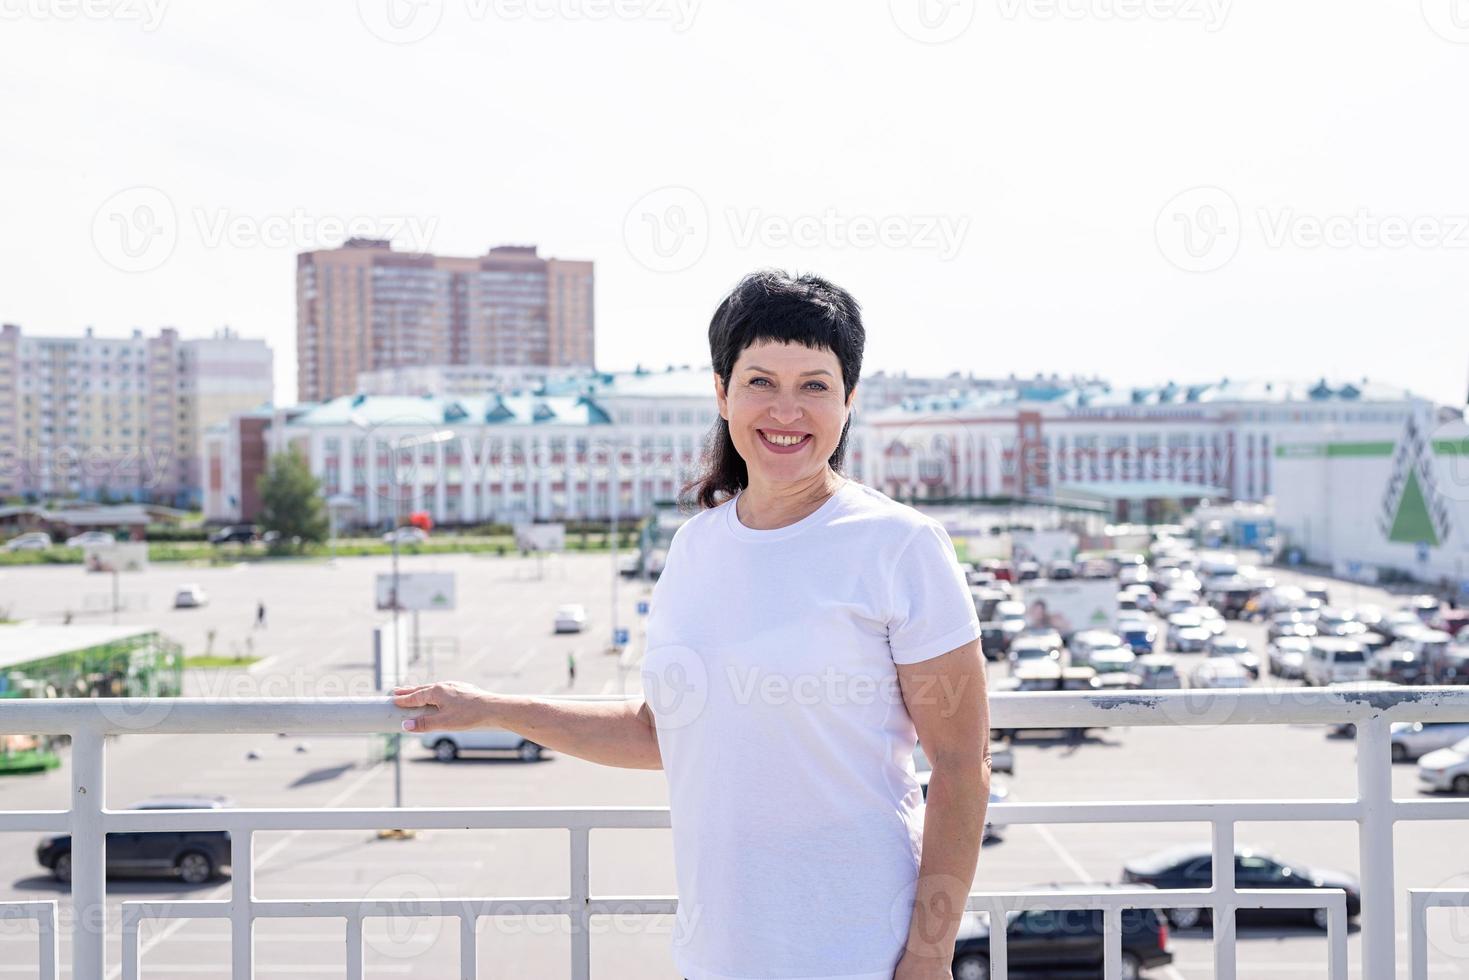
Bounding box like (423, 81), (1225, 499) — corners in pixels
(392, 681), (495, 732)
(893, 952), (952, 980)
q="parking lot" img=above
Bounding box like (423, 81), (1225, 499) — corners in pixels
(0, 551), (1466, 977)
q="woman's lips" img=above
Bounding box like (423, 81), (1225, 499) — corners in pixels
(758, 430), (812, 453)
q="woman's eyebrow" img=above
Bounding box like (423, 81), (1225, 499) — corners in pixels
(743, 365), (834, 378)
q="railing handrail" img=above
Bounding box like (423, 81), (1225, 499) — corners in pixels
(5, 688), (1469, 979)
(2, 685), (1468, 736)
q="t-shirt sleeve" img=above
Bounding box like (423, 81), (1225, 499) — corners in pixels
(885, 520), (983, 665)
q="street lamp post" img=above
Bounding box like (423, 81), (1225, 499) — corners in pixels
(347, 413), (452, 838)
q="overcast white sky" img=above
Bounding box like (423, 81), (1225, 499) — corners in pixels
(2, 0), (1467, 407)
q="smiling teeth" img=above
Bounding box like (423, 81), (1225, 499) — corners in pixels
(763, 432), (807, 446)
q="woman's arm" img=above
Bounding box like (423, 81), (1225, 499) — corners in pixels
(893, 638), (991, 977)
(392, 681), (663, 770)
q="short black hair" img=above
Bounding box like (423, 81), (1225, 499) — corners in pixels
(680, 269), (866, 511)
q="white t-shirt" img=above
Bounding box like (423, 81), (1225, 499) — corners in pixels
(641, 478), (983, 980)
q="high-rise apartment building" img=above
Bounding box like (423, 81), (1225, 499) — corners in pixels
(296, 239), (595, 403)
(0, 324), (272, 505)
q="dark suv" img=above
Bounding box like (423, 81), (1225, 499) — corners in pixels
(209, 524), (260, 545)
(951, 883), (1173, 979)
(36, 795), (234, 885)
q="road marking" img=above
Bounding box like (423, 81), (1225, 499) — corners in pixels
(1028, 824), (1188, 980)
(107, 760), (391, 980)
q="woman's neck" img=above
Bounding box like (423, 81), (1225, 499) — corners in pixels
(736, 470), (846, 530)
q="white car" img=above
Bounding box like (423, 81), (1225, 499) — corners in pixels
(420, 729), (546, 763)
(66, 531), (117, 548)
(4, 531), (52, 552)
(553, 603), (588, 633)
(1304, 638), (1369, 687)
(173, 584), (209, 609)
(1417, 736), (1469, 794)
(382, 526), (429, 545)
(1085, 645), (1138, 677)
(1391, 721), (1469, 763)
(1157, 589), (1202, 617)
(1190, 656), (1251, 688)
(1267, 636), (1312, 680)
(1166, 614), (1212, 653)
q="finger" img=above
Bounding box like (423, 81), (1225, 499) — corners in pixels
(392, 688), (435, 707)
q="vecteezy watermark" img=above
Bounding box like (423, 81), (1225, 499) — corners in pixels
(995, 0), (1231, 31)
(0, 0), (168, 30)
(1421, 0), (1469, 43)
(623, 186), (709, 273)
(1154, 185), (1241, 273)
(889, 0), (977, 43)
(1156, 185), (1469, 273)
(624, 187), (971, 273)
(92, 187), (439, 273)
(356, 0), (698, 43)
(727, 208), (970, 262)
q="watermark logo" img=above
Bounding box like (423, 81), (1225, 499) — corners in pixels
(889, 0), (976, 43)
(624, 186), (709, 273)
(1155, 185), (1240, 273)
(92, 186), (178, 274)
(995, 0), (1231, 31)
(91, 190), (439, 273)
(640, 644), (707, 729)
(359, 873), (445, 957)
(1422, 0), (1469, 43)
(726, 208), (969, 261)
(357, 0), (445, 43)
(0, 0), (169, 30)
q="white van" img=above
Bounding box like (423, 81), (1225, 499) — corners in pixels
(1305, 637), (1369, 687)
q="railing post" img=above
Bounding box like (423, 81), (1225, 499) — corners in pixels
(570, 827), (591, 980)
(230, 831), (254, 977)
(1211, 820), (1237, 980)
(1356, 713), (1397, 978)
(70, 729), (106, 980)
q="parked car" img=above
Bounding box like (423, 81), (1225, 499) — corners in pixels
(1268, 612), (1318, 642)
(1407, 594), (1442, 623)
(173, 584), (209, 609)
(950, 883), (1174, 980)
(36, 795), (235, 884)
(1131, 653), (1182, 689)
(1189, 656), (1251, 689)
(1008, 636), (1062, 672)
(208, 524), (260, 545)
(65, 530), (117, 548)
(1303, 638), (1369, 687)
(1165, 614), (1211, 653)
(419, 729), (547, 762)
(1369, 644), (1427, 685)
(382, 525), (430, 545)
(618, 552), (641, 578)
(1303, 581), (1332, 606)
(553, 603), (588, 633)
(1267, 636), (1312, 680)
(1417, 736), (1469, 795)
(1086, 644), (1138, 679)
(1116, 618), (1157, 655)
(4, 531), (52, 552)
(1205, 635), (1260, 679)
(1047, 560), (1076, 580)
(1390, 721), (1469, 763)
(1067, 630), (1123, 668)
(1315, 608), (1366, 638)
(1157, 589), (1201, 618)
(1120, 843), (1360, 930)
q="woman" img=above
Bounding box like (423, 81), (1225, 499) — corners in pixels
(394, 269), (992, 980)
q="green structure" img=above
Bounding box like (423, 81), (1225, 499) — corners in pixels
(0, 625), (183, 775)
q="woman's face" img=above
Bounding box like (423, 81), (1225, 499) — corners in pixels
(715, 339), (853, 487)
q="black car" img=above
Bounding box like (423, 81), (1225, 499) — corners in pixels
(36, 795), (234, 885)
(951, 883), (1173, 980)
(209, 524), (260, 545)
(1120, 843), (1360, 930)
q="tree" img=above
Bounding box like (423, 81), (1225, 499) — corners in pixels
(257, 451), (328, 551)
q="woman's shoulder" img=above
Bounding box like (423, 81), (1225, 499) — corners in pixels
(838, 480), (941, 541)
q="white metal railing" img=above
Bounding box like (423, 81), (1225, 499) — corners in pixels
(0, 687), (1467, 979)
